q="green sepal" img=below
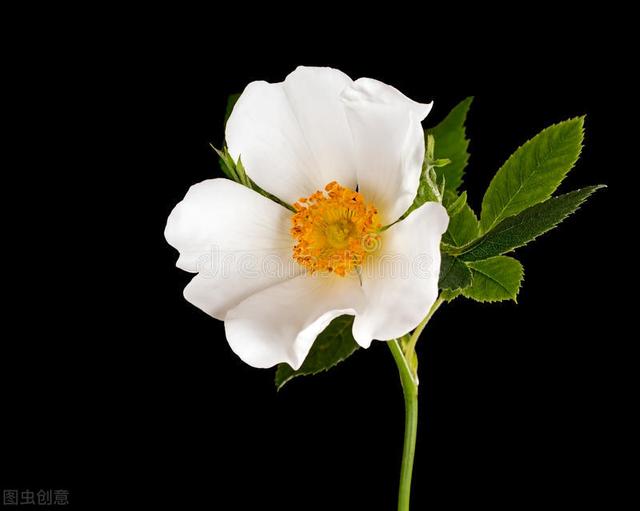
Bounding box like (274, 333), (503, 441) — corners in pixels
(212, 145), (295, 212)
(402, 135), (446, 219)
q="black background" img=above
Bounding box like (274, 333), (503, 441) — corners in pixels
(1, 38), (629, 510)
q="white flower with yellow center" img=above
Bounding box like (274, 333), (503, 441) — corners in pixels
(165, 66), (449, 370)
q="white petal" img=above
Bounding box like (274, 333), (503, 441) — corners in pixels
(353, 203), (449, 348)
(225, 273), (364, 370)
(340, 78), (433, 225)
(226, 66), (357, 205)
(165, 179), (300, 319)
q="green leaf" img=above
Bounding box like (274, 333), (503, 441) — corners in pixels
(439, 254), (473, 291)
(275, 315), (359, 390)
(462, 256), (524, 303)
(442, 192), (481, 248)
(460, 186), (605, 261)
(480, 117), (585, 233)
(427, 97), (473, 193)
(224, 93), (241, 126)
(439, 288), (462, 302)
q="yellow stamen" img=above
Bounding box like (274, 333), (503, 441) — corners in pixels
(291, 181), (381, 276)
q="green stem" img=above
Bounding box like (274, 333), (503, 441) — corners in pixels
(388, 340), (418, 511)
(388, 296), (444, 510)
(404, 296), (444, 360)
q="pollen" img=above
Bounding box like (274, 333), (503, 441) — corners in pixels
(291, 181), (381, 276)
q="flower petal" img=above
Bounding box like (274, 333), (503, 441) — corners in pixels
(165, 179), (300, 319)
(226, 66), (357, 204)
(340, 78), (433, 225)
(352, 202), (449, 348)
(225, 273), (364, 369)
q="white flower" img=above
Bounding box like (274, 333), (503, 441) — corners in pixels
(165, 66), (449, 370)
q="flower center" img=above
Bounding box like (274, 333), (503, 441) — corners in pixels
(291, 181), (381, 276)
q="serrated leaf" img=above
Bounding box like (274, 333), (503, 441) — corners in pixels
(460, 185), (605, 261)
(275, 315), (359, 390)
(439, 254), (473, 291)
(462, 256), (524, 303)
(427, 97), (473, 193)
(224, 93), (241, 126)
(480, 117), (585, 233)
(440, 288), (462, 302)
(442, 192), (480, 248)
